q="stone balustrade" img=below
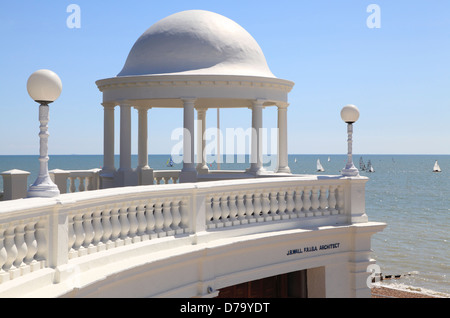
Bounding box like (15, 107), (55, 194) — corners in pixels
(153, 170), (180, 184)
(49, 169), (102, 194)
(0, 175), (368, 289)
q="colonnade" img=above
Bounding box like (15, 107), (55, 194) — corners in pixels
(100, 99), (291, 188)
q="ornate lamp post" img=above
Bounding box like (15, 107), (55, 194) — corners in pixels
(340, 104), (360, 177)
(27, 69), (62, 198)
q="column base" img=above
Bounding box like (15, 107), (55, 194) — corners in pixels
(179, 170), (198, 183)
(276, 166), (291, 174)
(100, 169), (116, 189)
(115, 169), (138, 187)
(138, 167), (154, 185)
(341, 165), (360, 177)
(196, 164), (209, 175)
(27, 183), (60, 198)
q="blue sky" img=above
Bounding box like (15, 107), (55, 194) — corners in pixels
(1, 0), (450, 155)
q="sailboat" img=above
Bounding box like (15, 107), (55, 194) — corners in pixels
(367, 160), (375, 173)
(294, 158), (297, 163)
(166, 156), (174, 167)
(433, 160), (441, 172)
(359, 157), (366, 171)
(328, 156), (331, 162)
(317, 159), (325, 172)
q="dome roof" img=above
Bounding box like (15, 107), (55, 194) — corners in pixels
(117, 10), (275, 78)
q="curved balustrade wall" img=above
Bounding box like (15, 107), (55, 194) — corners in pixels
(0, 175), (367, 288)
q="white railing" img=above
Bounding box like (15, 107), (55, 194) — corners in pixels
(0, 175), (368, 287)
(49, 169), (101, 194)
(153, 170), (180, 185)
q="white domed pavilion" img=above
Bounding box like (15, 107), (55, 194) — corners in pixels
(96, 10), (295, 187)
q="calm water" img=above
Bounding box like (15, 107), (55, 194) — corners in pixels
(0, 154), (448, 295)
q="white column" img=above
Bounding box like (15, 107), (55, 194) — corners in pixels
(180, 98), (197, 183)
(102, 103), (115, 174)
(276, 103), (291, 173)
(137, 107), (149, 170)
(196, 108), (208, 174)
(119, 103), (132, 172)
(136, 106), (153, 185)
(249, 100), (264, 174)
(116, 103), (137, 186)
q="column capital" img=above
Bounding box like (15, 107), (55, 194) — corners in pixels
(181, 98), (197, 105)
(277, 102), (289, 109)
(252, 99), (266, 108)
(134, 105), (152, 111)
(195, 107), (208, 114)
(101, 102), (116, 109)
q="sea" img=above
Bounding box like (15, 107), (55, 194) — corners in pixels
(0, 154), (449, 297)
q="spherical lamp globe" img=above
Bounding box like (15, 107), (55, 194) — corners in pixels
(340, 104), (360, 124)
(27, 69), (62, 103)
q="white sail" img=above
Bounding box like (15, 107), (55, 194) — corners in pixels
(317, 159), (324, 172)
(367, 160), (375, 172)
(433, 160), (441, 172)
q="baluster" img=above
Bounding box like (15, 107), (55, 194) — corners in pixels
(278, 191), (288, 220)
(35, 219), (47, 267)
(155, 177), (162, 184)
(171, 198), (183, 234)
(92, 207), (104, 250)
(180, 197), (188, 233)
(86, 176), (93, 191)
(328, 185), (338, 215)
(302, 187), (313, 217)
(119, 204), (131, 244)
(261, 192), (272, 221)
(337, 185), (344, 214)
(136, 201), (148, 239)
(294, 188), (303, 217)
(110, 205), (121, 245)
(78, 177), (85, 192)
(0, 229), (7, 281)
(69, 177), (76, 193)
(319, 186), (329, 215)
(154, 200), (165, 237)
(101, 207), (113, 248)
(172, 176), (179, 184)
(68, 214), (76, 258)
(145, 200), (157, 239)
(3, 226), (17, 273)
(14, 223), (28, 271)
(220, 194), (231, 227)
(269, 192), (280, 220)
(83, 210), (95, 253)
(245, 193), (255, 223)
(212, 195), (222, 228)
(128, 203), (139, 243)
(24, 221), (38, 271)
(236, 194), (247, 224)
(205, 196), (214, 229)
(310, 186), (320, 215)
(253, 192), (263, 222)
(73, 213), (85, 256)
(162, 200), (174, 236)
(179, 198), (189, 233)
(286, 189), (295, 218)
(228, 193), (239, 225)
